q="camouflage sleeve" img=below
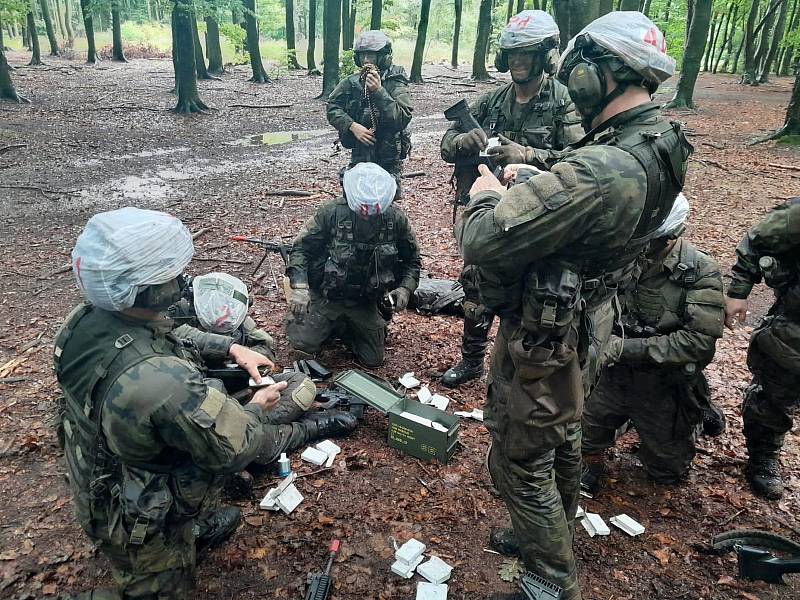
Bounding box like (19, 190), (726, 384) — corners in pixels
(456, 148), (627, 280)
(440, 93), (491, 163)
(728, 200), (800, 299)
(286, 202), (336, 287)
(552, 100), (584, 150)
(374, 77), (412, 132)
(326, 78), (356, 134)
(104, 357), (267, 474)
(394, 209), (421, 292)
(622, 260), (725, 368)
(241, 317), (275, 360)
(172, 324), (233, 363)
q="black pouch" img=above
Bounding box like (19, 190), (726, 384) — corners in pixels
(521, 264), (582, 337)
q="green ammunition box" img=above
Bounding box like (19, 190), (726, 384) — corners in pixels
(331, 370), (460, 464)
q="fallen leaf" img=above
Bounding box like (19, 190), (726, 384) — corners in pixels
(498, 558), (523, 582)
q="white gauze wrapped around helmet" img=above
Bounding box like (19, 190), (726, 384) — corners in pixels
(193, 272), (250, 334)
(353, 30), (390, 52)
(653, 193), (690, 239)
(71, 207), (194, 311)
(500, 10), (559, 50)
(559, 11), (675, 85)
(343, 162), (396, 217)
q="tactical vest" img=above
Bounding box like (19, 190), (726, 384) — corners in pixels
(320, 202), (400, 301)
(54, 304), (200, 541)
(486, 79), (569, 149)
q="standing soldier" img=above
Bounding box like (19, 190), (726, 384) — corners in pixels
(284, 163), (421, 367)
(581, 195), (725, 496)
(458, 13), (691, 600)
(725, 197), (800, 500)
(55, 208), (288, 599)
(440, 10), (582, 388)
(327, 30), (412, 196)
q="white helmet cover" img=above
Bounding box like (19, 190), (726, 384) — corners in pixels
(653, 193), (690, 239)
(353, 30), (391, 52)
(343, 162), (397, 217)
(500, 10), (559, 50)
(193, 272), (249, 334)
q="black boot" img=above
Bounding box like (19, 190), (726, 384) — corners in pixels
(489, 527), (520, 556)
(701, 401), (726, 437)
(746, 456), (784, 500)
(196, 506), (241, 554)
(441, 359), (484, 388)
(300, 410), (358, 440)
(580, 458), (605, 498)
(223, 470), (254, 500)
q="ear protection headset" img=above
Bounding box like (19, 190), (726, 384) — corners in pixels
(494, 38), (559, 78)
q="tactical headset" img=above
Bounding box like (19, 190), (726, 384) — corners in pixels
(494, 37), (559, 80)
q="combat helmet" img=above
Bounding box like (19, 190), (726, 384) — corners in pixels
(353, 30), (393, 71)
(494, 10), (560, 82)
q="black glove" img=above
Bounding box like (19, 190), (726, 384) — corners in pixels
(388, 287), (412, 311)
(487, 134), (527, 166)
(457, 128), (488, 154)
(289, 286), (311, 317)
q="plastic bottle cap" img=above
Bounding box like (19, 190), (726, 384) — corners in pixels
(280, 453), (287, 460)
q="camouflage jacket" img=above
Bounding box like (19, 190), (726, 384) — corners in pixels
(327, 65), (413, 168)
(456, 103), (691, 316)
(441, 77), (582, 163)
(728, 197), (800, 299)
(286, 197), (420, 301)
(168, 298), (275, 362)
(618, 238), (724, 369)
(54, 305), (268, 544)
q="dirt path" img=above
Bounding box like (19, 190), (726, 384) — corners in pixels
(0, 56), (798, 599)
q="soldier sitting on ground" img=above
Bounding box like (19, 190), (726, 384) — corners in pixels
(580, 195), (726, 496)
(168, 272), (357, 478)
(327, 30), (412, 196)
(284, 162), (421, 367)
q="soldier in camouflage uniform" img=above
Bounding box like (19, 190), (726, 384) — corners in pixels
(168, 272), (358, 471)
(285, 163), (421, 367)
(440, 10), (583, 387)
(725, 197), (800, 500)
(580, 196), (725, 493)
(55, 208), (290, 599)
(326, 30), (412, 196)
(456, 13), (691, 599)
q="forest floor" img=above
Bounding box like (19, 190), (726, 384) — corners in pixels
(1, 53), (799, 600)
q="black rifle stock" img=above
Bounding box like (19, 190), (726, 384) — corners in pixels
(304, 539), (340, 600)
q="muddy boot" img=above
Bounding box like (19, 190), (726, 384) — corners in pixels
(300, 410), (358, 440)
(223, 470), (254, 500)
(441, 359), (484, 388)
(196, 506), (241, 554)
(746, 456), (784, 500)
(701, 401), (726, 437)
(580, 456), (605, 498)
(489, 527), (520, 557)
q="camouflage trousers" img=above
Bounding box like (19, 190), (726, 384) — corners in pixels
(458, 264), (494, 363)
(285, 295), (386, 367)
(743, 310), (800, 459)
(582, 366), (703, 483)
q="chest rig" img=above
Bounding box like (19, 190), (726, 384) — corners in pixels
(487, 79), (566, 149)
(321, 202), (400, 301)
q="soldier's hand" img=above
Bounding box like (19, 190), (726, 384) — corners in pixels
(457, 128), (488, 154)
(488, 134), (527, 167)
(470, 164), (506, 196)
(289, 286), (311, 319)
(365, 72), (381, 93)
(229, 344), (274, 383)
(724, 297), (748, 329)
(350, 122), (376, 146)
(249, 381), (288, 412)
(603, 335), (624, 366)
(502, 163), (542, 185)
(388, 287), (411, 311)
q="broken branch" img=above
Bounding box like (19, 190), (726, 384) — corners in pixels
(768, 162), (800, 172)
(228, 103), (292, 109)
(262, 190), (316, 197)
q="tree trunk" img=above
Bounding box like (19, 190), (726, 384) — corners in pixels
(348, 1), (355, 48)
(410, 0), (431, 83)
(784, 65), (800, 132)
(243, 0), (270, 82)
(451, 0), (462, 68)
(0, 31), (29, 102)
(760, 0), (789, 81)
(713, 4), (735, 73)
(38, 0), (60, 56)
(172, 0), (207, 113)
(472, 0), (492, 80)
(22, 19), (30, 50)
(552, 1), (600, 50)
(341, 0), (349, 50)
(753, 0), (780, 83)
(79, 0), (97, 63)
(111, 3), (126, 61)
(506, 0), (514, 23)
(619, 0), (638, 9)
(599, 0), (614, 15)
(702, 11), (719, 72)
(664, 0), (672, 21)
(667, 0), (713, 109)
(53, 0), (67, 41)
(27, 12), (42, 64)
(191, 16), (211, 78)
(779, 0), (798, 75)
(320, 0), (341, 98)
(64, 0), (74, 47)
(370, 0), (381, 29)
(205, 16), (224, 75)
(285, 0), (302, 68)
(742, 0), (762, 83)
(307, 0), (318, 72)
(641, 0), (652, 16)
(516, 0), (524, 13)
